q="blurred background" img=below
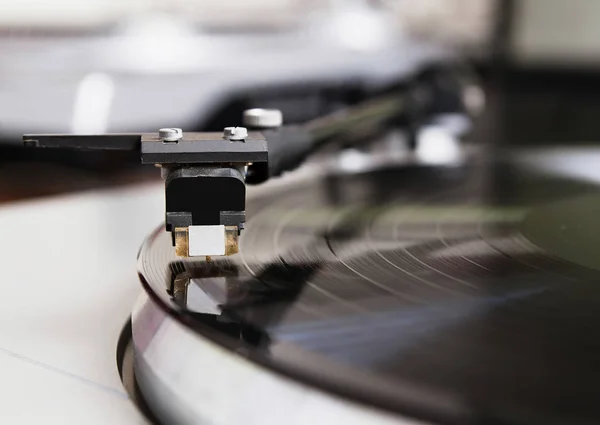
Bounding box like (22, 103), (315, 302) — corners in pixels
(1, 0), (599, 201)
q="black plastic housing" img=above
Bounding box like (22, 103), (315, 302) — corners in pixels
(164, 166), (246, 232)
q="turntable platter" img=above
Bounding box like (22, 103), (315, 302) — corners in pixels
(134, 157), (600, 425)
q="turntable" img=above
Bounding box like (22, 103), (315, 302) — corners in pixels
(14, 62), (600, 425)
(128, 146), (600, 424)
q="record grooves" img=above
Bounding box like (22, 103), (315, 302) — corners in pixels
(134, 160), (600, 424)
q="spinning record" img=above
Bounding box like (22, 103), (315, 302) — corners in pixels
(134, 156), (600, 425)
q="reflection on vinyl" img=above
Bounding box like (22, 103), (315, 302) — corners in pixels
(136, 158), (600, 425)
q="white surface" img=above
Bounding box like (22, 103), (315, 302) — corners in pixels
(188, 225), (226, 256)
(0, 182), (164, 423)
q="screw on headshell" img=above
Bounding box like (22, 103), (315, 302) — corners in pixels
(159, 128), (183, 142)
(223, 127), (248, 141)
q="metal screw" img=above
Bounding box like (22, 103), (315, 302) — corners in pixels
(159, 128), (183, 142)
(243, 108), (283, 128)
(223, 127), (248, 141)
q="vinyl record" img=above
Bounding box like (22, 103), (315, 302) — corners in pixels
(134, 157), (600, 425)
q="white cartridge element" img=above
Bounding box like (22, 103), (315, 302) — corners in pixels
(188, 225), (226, 256)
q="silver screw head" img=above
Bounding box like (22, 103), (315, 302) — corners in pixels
(159, 128), (183, 142)
(223, 126), (248, 141)
(243, 108), (283, 128)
